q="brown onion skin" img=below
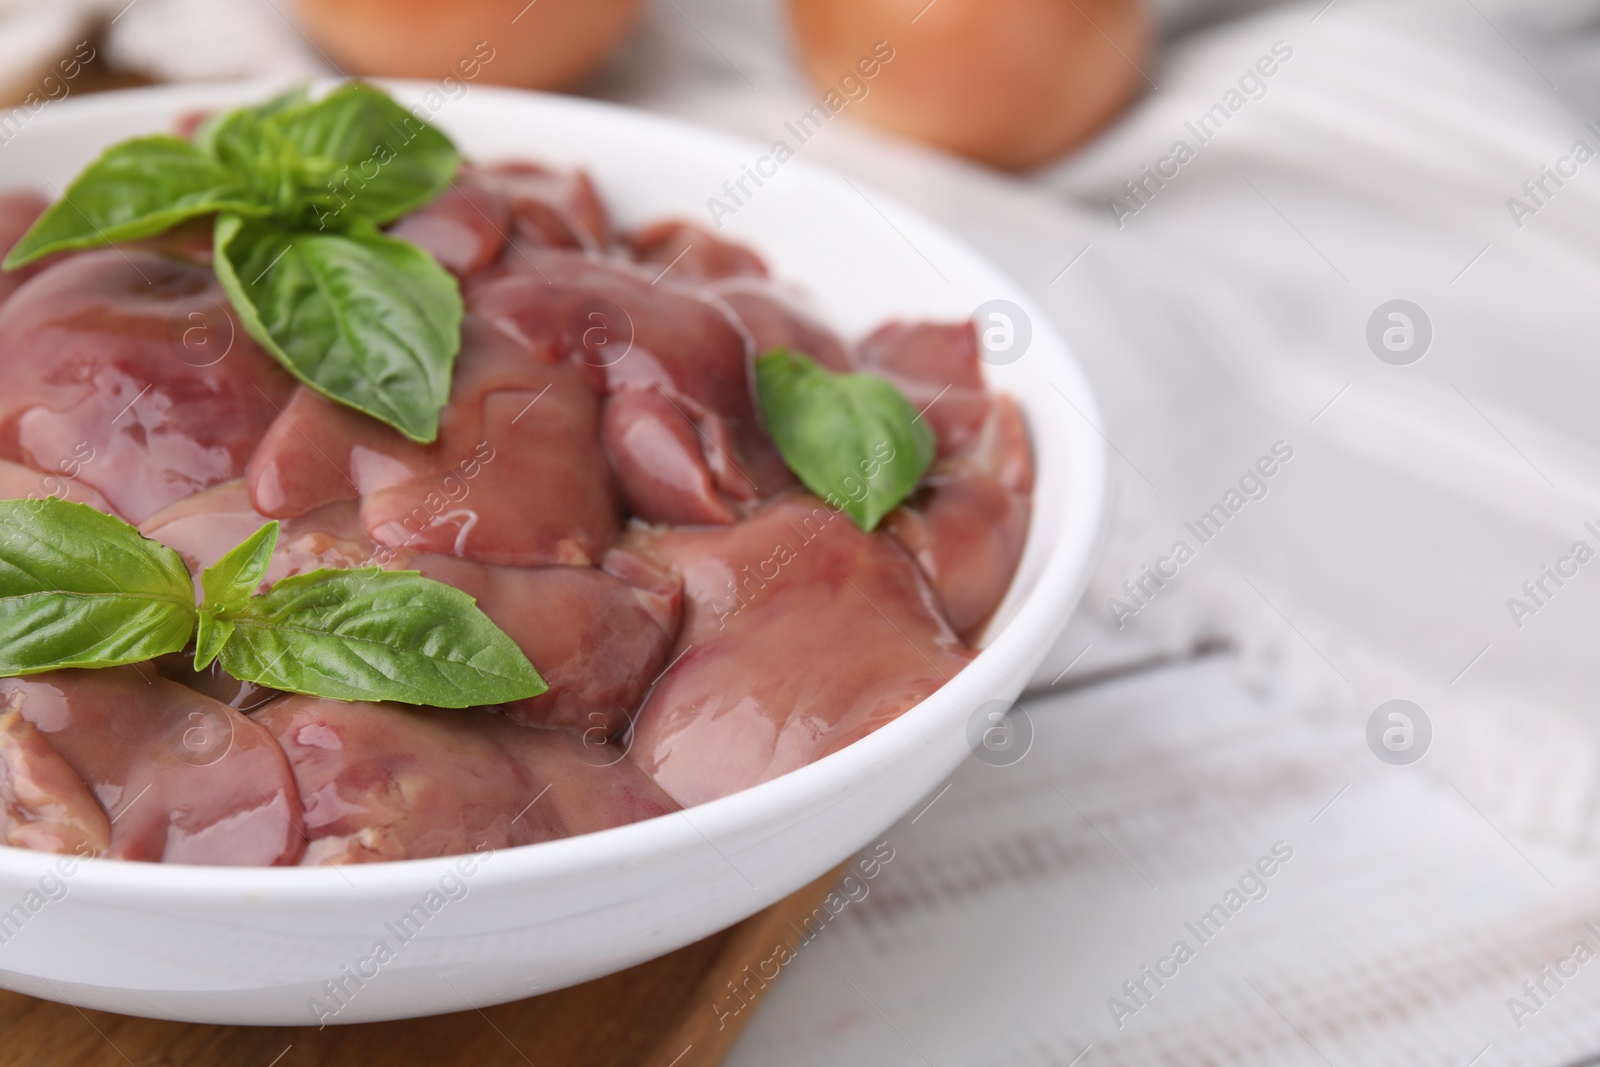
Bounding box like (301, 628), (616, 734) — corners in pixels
(293, 0), (644, 90)
(788, 0), (1150, 170)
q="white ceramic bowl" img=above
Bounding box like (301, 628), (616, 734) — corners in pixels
(0, 81), (1107, 1025)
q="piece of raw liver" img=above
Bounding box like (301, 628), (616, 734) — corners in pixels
(142, 479), (379, 581)
(624, 495), (974, 807)
(0, 457), (115, 513)
(601, 388), (745, 526)
(0, 668), (306, 865)
(245, 312), (618, 567)
(854, 321), (993, 460)
(0, 708), (110, 856)
(627, 220), (768, 284)
(470, 248), (793, 505)
(0, 249), (295, 523)
(255, 696), (676, 864)
(885, 395), (1034, 640)
(483, 162), (611, 250)
(387, 165), (510, 278)
(0, 191), (49, 308)
(708, 276), (852, 372)
(416, 549), (681, 736)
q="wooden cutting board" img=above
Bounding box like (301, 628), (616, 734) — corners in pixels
(0, 864), (846, 1067)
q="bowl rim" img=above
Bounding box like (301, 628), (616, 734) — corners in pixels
(0, 78), (1109, 899)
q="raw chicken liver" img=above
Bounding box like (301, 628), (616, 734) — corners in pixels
(387, 166), (510, 279)
(625, 495), (974, 807)
(0, 456), (114, 512)
(855, 321), (993, 460)
(417, 550), (681, 736)
(709, 276), (852, 372)
(0, 192), (48, 308)
(484, 162), (611, 250)
(255, 697), (674, 864)
(0, 708), (109, 856)
(471, 249), (793, 514)
(246, 313), (618, 566)
(628, 221), (768, 284)
(885, 395), (1035, 640)
(0, 249), (295, 523)
(0, 668), (305, 865)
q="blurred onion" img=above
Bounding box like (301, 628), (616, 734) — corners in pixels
(788, 0), (1150, 170)
(294, 0), (643, 90)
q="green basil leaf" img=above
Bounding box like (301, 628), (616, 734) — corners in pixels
(274, 83), (459, 227)
(194, 614), (234, 674)
(3, 136), (259, 269)
(197, 89), (313, 214)
(213, 568), (547, 707)
(755, 349), (935, 531)
(0, 498), (197, 675)
(195, 521), (278, 669)
(194, 84), (310, 160)
(213, 213), (463, 443)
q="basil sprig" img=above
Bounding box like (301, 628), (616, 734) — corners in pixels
(194, 522), (546, 707)
(755, 349), (935, 531)
(0, 499), (547, 708)
(3, 83), (463, 443)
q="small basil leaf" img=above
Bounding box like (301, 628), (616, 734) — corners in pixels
(755, 349), (935, 531)
(214, 568), (547, 707)
(213, 213), (463, 443)
(274, 83), (459, 227)
(0, 498), (197, 675)
(194, 84), (310, 159)
(199, 95), (310, 215)
(200, 521), (279, 611)
(195, 521), (278, 669)
(4, 136), (259, 269)
(193, 613), (234, 673)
